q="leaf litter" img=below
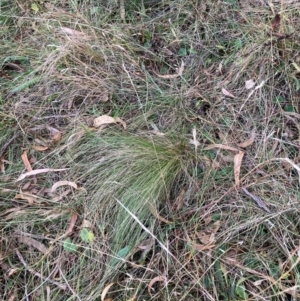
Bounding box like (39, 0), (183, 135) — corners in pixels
(17, 235), (47, 254)
(93, 115), (126, 129)
(222, 87), (235, 98)
(237, 131), (256, 148)
(148, 275), (167, 296)
(234, 151), (244, 187)
(51, 180), (78, 192)
(16, 168), (68, 182)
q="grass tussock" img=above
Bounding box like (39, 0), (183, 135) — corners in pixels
(1, 0), (300, 300)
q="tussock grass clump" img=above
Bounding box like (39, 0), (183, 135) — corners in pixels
(65, 129), (194, 287)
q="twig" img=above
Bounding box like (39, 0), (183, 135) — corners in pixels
(242, 187), (271, 213)
(16, 249), (66, 291)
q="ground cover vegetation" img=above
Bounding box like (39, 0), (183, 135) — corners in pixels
(1, 0), (300, 300)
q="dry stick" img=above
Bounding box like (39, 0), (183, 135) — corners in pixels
(241, 187), (271, 213)
(16, 249), (66, 291)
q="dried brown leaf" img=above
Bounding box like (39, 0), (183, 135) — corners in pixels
(65, 213), (78, 236)
(14, 192), (38, 205)
(51, 181), (78, 192)
(237, 132), (256, 148)
(101, 283), (115, 301)
(46, 125), (62, 144)
(17, 168), (68, 181)
(222, 87), (235, 98)
(21, 150), (32, 172)
(93, 115), (126, 129)
(18, 236), (47, 253)
(0, 205), (27, 218)
(203, 144), (239, 152)
(234, 151), (244, 187)
(155, 60), (184, 79)
(271, 13), (281, 31)
(148, 276), (166, 296)
(32, 145), (49, 151)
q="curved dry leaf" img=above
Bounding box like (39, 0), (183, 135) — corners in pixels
(237, 132), (256, 148)
(101, 283), (115, 301)
(65, 213), (78, 236)
(51, 181), (78, 192)
(148, 276), (166, 296)
(93, 115), (126, 129)
(203, 144), (239, 152)
(222, 87), (235, 98)
(21, 151), (32, 172)
(234, 151), (244, 187)
(17, 168), (68, 182)
(155, 60), (184, 79)
(32, 145), (49, 151)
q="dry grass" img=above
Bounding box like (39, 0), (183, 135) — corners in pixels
(1, 0), (300, 300)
